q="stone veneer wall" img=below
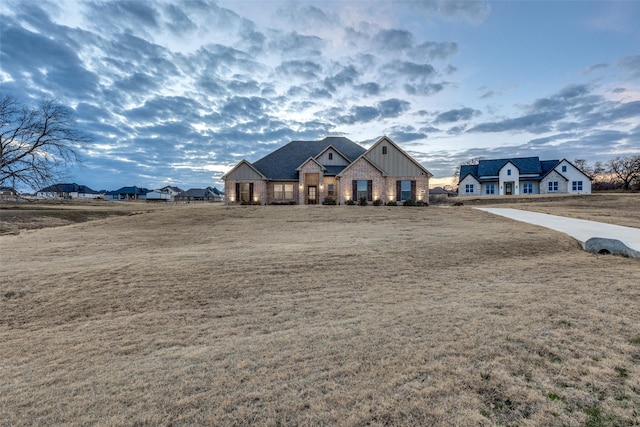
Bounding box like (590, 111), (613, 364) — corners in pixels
(540, 170), (568, 194)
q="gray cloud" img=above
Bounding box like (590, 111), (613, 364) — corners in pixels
(83, 0), (160, 34)
(385, 61), (436, 80)
(374, 29), (414, 51)
(163, 3), (197, 35)
(468, 111), (562, 134)
(270, 31), (324, 57)
(0, 23), (99, 98)
(276, 60), (322, 80)
(331, 99), (411, 125)
(414, 0), (491, 23)
(324, 65), (360, 92)
(354, 82), (381, 96)
(434, 107), (481, 123)
(404, 82), (447, 96)
(378, 99), (411, 118)
(414, 41), (458, 60)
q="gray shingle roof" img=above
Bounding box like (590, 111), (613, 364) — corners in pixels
(477, 157), (544, 176)
(38, 183), (98, 194)
(106, 186), (149, 195)
(461, 157), (561, 182)
(176, 187), (221, 198)
(252, 137), (366, 180)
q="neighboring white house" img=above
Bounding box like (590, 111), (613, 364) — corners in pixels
(458, 157), (591, 197)
(146, 186), (184, 202)
(36, 183), (101, 199)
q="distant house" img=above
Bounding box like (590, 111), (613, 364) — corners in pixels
(458, 157), (591, 197)
(175, 187), (223, 202)
(428, 186), (456, 203)
(104, 186), (149, 201)
(222, 136), (432, 205)
(36, 183), (101, 199)
(0, 186), (18, 199)
(146, 186), (184, 202)
(0, 186), (17, 196)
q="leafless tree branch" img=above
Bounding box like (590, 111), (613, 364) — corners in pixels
(0, 95), (90, 191)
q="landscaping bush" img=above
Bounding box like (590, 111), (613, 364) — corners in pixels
(322, 197), (336, 205)
(372, 199), (383, 206)
(358, 197), (368, 206)
(386, 201), (397, 206)
(345, 199), (355, 205)
(403, 199), (417, 206)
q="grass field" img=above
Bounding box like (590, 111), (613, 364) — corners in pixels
(1, 195), (639, 426)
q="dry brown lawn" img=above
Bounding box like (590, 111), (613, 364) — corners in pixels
(1, 195), (639, 426)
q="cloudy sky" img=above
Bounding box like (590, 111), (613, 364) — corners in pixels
(1, 0), (639, 191)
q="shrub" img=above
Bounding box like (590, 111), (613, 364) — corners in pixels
(416, 200), (428, 207)
(345, 199), (355, 205)
(358, 197), (368, 206)
(322, 197), (336, 205)
(403, 198), (417, 206)
(372, 199), (383, 206)
(386, 201), (397, 206)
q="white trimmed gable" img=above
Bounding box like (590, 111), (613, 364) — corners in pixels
(458, 174), (481, 196)
(499, 161), (519, 181)
(555, 159), (592, 194)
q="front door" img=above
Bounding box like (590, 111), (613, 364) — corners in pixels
(505, 182), (513, 195)
(307, 186), (317, 204)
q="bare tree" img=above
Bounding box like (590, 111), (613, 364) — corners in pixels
(573, 159), (592, 175)
(0, 95), (90, 191)
(607, 156), (640, 191)
(453, 157), (484, 184)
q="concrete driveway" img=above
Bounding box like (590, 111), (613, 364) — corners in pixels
(477, 208), (640, 258)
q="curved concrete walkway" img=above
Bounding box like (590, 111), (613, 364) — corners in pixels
(477, 208), (640, 258)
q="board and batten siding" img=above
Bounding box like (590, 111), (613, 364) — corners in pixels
(224, 161), (266, 204)
(225, 162), (263, 180)
(364, 141), (428, 177)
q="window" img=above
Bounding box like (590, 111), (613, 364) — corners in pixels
(382, 146), (387, 154)
(328, 152), (333, 160)
(562, 165), (567, 172)
(353, 180), (372, 201)
(572, 181), (583, 191)
(548, 181), (558, 192)
(236, 182), (253, 202)
(274, 184), (294, 200)
(523, 183), (533, 194)
(465, 184), (474, 193)
(327, 184), (334, 197)
(485, 184), (495, 195)
(357, 180), (368, 201)
(396, 180), (416, 201)
(507, 169), (512, 176)
(401, 181), (412, 200)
